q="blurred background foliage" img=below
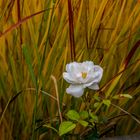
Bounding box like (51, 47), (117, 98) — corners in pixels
(0, 0), (140, 139)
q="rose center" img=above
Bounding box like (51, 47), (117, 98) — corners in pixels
(81, 72), (87, 79)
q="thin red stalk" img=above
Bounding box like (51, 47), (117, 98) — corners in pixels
(17, 0), (23, 45)
(0, 6), (58, 38)
(68, 0), (76, 61)
(100, 58), (140, 92)
(99, 40), (140, 92)
(124, 40), (140, 68)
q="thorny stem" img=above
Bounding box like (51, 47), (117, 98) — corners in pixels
(111, 103), (140, 125)
(99, 95), (140, 125)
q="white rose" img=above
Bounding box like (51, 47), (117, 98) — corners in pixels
(63, 61), (103, 98)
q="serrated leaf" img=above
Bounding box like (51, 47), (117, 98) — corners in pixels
(66, 110), (80, 121)
(43, 124), (58, 133)
(59, 121), (76, 136)
(119, 94), (132, 99)
(79, 111), (88, 119)
(103, 100), (111, 107)
(112, 95), (119, 99)
(94, 102), (100, 108)
(93, 94), (100, 101)
(78, 120), (88, 127)
(89, 119), (95, 126)
(112, 94), (132, 99)
(89, 111), (98, 122)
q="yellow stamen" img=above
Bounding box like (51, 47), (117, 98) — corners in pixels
(82, 72), (87, 79)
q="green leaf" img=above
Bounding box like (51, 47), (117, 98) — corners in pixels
(66, 110), (80, 121)
(89, 111), (98, 122)
(94, 102), (100, 108)
(59, 121), (76, 136)
(112, 95), (119, 99)
(103, 100), (111, 107)
(119, 94), (132, 99)
(93, 94), (100, 101)
(78, 120), (88, 127)
(79, 111), (89, 119)
(112, 94), (132, 99)
(43, 124), (58, 133)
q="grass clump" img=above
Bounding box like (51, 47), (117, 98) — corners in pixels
(0, 0), (140, 139)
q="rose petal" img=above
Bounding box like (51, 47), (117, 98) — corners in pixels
(66, 85), (84, 98)
(88, 83), (99, 90)
(83, 61), (94, 66)
(82, 61), (94, 71)
(66, 62), (83, 80)
(94, 65), (103, 76)
(66, 62), (81, 73)
(84, 65), (103, 87)
(93, 65), (103, 82)
(63, 72), (78, 84)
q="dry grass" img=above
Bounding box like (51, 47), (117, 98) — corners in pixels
(0, 0), (140, 139)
